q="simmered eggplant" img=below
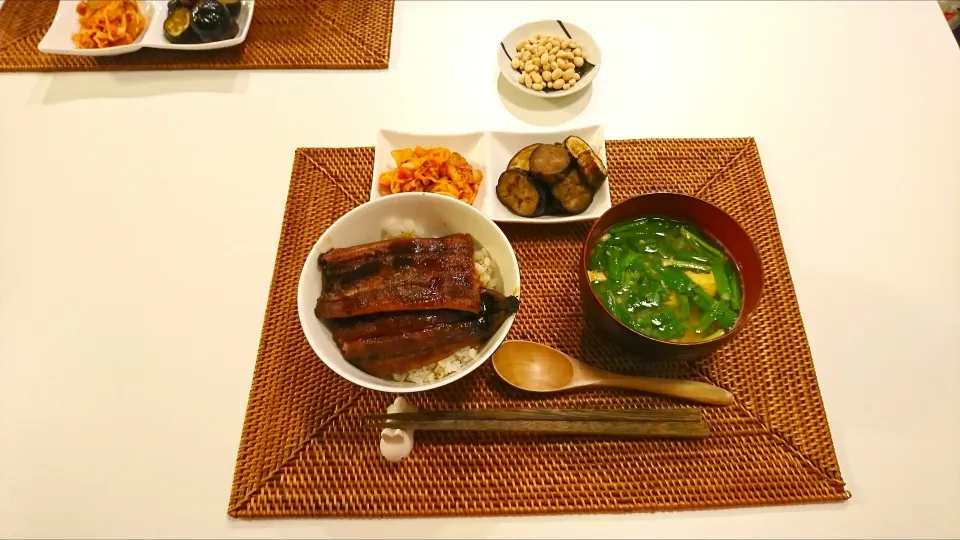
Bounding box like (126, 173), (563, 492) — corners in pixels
(576, 149), (608, 191)
(163, 6), (197, 44)
(225, 19), (240, 39)
(496, 170), (547, 217)
(551, 172), (594, 214)
(220, 0), (242, 17)
(191, 0), (233, 41)
(529, 143), (571, 185)
(507, 143), (539, 172)
(563, 136), (592, 160)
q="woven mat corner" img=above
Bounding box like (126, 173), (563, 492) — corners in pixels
(228, 139), (850, 518)
(0, 0), (394, 71)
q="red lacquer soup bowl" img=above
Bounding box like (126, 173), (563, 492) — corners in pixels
(579, 193), (763, 361)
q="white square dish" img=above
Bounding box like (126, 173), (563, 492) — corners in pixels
(371, 130), (489, 212)
(144, 0), (254, 50)
(38, 0), (154, 57)
(486, 124), (611, 223)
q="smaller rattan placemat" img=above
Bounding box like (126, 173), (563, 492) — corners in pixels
(0, 0), (393, 71)
(228, 139), (849, 518)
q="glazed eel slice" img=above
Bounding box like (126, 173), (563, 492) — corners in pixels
(341, 290), (520, 378)
(330, 289), (516, 344)
(330, 310), (471, 345)
(315, 233), (479, 319)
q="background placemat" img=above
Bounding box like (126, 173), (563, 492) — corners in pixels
(0, 0), (394, 71)
(228, 139), (850, 518)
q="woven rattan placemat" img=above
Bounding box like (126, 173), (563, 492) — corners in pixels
(228, 139), (849, 518)
(0, 0), (393, 71)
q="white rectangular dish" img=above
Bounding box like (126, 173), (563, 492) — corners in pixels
(370, 125), (610, 224)
(37, 0), (254, 57)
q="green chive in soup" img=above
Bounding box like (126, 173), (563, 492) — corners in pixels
(588, 217), (743, 343)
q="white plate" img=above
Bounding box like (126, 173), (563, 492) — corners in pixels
(497, 20), (601, 100)
(487, 124), (610, 223)
(370, 126), (610, 224)
(37, 0), (254, 57)
(371, 130), (489, 212)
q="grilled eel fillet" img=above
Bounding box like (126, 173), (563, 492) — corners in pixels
(335, 289), (520, 377)
(315, 233), (479, 319)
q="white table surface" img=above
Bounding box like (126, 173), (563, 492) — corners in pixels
(2, 1), (960, 538)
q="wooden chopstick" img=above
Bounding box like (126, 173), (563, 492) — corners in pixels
(363, 408), (702, 423)
(366, 419), (709, 439)
(362, 408), (708, 439)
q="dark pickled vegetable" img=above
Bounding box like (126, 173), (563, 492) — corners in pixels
(507, 143), (539, 172)
(497, 136), (607, 218)
(589, 217), (743, 342)
(224, 19), (240, 40)
(191, 0), (233, 41)
(529, 143), (571, 185)
(543, 192), (565, 215)
(550, 172), (593, 214)
(220, 0), (242, 17)
(163, 6), (197, 44)
(496, 170), (546, 217)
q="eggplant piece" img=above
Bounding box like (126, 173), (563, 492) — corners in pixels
(496, 169), (547, 217)
(551, 173), (594, 214)
(225, 19), (240, 39)
(576, 149), (608, 191)
(507, 143), (540, 173)
(563, 136), (592, 160)
(220, 0), (242, 17)
(529, 143), (572, 185)
(543, 192), (565, 215)
(191, 0), (233, 41)
(163, 6), (197, 44)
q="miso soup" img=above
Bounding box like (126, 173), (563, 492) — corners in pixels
(588, 217), (743, 342)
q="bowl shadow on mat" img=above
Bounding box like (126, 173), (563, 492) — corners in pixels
(579, 319), (707, 380)
(496, 72), (592, 127)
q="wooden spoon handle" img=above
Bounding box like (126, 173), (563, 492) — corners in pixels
(597, 374), (734, 406)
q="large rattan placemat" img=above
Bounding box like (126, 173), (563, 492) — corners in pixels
(0, 0), (393, 71)
(228, 139), (849, 518)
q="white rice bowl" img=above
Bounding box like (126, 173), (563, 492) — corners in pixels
(297, 193), (521, 393)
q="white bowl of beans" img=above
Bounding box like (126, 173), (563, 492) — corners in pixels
(498, 20), (601, 99)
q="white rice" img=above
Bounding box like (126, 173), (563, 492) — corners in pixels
(381, 217), (426, 240)
(379, 218), (503, 385)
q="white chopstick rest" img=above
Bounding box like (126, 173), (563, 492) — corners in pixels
(379, 397), (417, 462)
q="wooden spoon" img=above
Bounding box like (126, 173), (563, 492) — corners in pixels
(492, 340), (734, 406)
